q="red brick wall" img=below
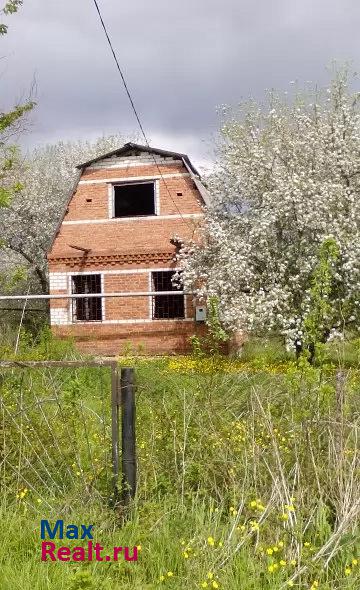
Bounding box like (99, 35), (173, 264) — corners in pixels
(48, 155), (206, 356)
(52, 321), (206, 356)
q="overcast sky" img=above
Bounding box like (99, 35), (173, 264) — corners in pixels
(1, 0), (360, 170)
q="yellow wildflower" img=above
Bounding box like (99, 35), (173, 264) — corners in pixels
(207, 537), (215, 546)
(137, 545), (142, 551)
(250, 500), (257, 508)
(280, 560), (287, 566)
(352, 559), (358, 566)
(207, 572), (214, 580)
(201, 584), (208, 589)
(290, 559), (296, 566)
(287, 582), (294, 587)
(273, 546), (279, 552)
(212, 582), (219, 589)
(278, 541), (284, 548)
(183, 552), (189, 559)
(345, 568), (351, 576)
(167, 572), (174, 577)
(218, 541), (223, 547)
(268, 565), (275, 573)
(160, 575), (165, 582)
(304, 542), (311, 547)
(266, 548), (274, 555)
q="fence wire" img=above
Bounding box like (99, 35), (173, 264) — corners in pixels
(0, 364), (113, 512)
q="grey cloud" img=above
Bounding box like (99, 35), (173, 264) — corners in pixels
(1, 0), (360, 166)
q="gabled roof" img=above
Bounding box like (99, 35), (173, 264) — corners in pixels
(76, 142), (200, 176)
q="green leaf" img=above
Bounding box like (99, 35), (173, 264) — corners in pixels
(0, 186), (10, 206)
(3, 0), (23, 16)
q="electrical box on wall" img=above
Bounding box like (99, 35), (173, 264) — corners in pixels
(195, 306), (206, 322)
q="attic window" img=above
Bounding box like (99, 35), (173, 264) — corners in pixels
(113, 182), (155, 218)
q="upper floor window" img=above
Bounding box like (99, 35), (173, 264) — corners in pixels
(113, 181), (155, 217)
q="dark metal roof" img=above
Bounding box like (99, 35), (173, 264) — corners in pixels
(76, 142), (200, 176)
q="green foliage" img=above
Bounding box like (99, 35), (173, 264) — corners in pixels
(69, 570), (95, 590)
(0, 0), (22, 34)
(302, 238), (341, 363)
(0, 103), (34, 133)
(190, 296), (229, 360)
(3, 0), (23, 14)
(0, 336), (359, 588)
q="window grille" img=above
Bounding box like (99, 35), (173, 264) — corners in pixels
(152, 271), (184, 320)
(72, 275), (102, 322)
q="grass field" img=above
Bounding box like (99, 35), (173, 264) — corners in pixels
(0, 331), (359, 589)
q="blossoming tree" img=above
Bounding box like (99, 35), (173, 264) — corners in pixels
(0, 0), (35, 294)
(0, 135), (127, 291)
(179, 71), (360, 350)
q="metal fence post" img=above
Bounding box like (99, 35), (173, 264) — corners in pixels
(111, 363), (121, 503)
(121, 367), (136, 504)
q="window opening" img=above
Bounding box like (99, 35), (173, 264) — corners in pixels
(72, 274), (102, 322)
(114, 182), (155, 217)
(152, 271), (184, 319)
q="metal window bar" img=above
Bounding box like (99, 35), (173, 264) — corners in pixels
(152, 271), (185, 319)
(72, 274), (102, 322)
(0, 291), (195, 301)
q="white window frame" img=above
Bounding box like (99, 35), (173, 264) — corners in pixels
(68, 273), (105, 323)
(150, 269), (186, 321)
(109, 179), (160, 219)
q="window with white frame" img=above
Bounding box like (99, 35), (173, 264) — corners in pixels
(71, 274), (102, 322)
(113, 181), (156, 218)
(152, 271), (185, 319)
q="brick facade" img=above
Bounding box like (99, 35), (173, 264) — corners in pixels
(47, 144), (208, 355)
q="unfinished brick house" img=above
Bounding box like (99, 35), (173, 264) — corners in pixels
(47, 143), (209, 355)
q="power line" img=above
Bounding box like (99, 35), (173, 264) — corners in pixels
(90, 0), (199, 233)
(91, 0), (149, 146)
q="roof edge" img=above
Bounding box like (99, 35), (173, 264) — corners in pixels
(76, 142), (200, 176)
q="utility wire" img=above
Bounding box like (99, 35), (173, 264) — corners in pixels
(91, 0), (149, 146)
(90, 0), (199, 233)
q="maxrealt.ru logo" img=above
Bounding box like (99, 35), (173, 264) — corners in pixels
(40, 520), (138, 562)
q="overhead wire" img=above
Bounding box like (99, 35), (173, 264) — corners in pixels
(90, 0), (201, 234)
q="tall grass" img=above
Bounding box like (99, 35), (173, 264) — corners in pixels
(0, 331), (359, 589)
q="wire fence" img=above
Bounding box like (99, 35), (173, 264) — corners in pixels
(0, 288), (202, 334)
(0, 360), (135, 513)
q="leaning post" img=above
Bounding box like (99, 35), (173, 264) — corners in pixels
(121, 367), (136, 504)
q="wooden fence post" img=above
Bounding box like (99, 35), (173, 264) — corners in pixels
(121, 367), (136, 504)
(111, 363), (121, 503)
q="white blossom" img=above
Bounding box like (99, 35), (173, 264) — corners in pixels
(179, 71), (360, 348)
